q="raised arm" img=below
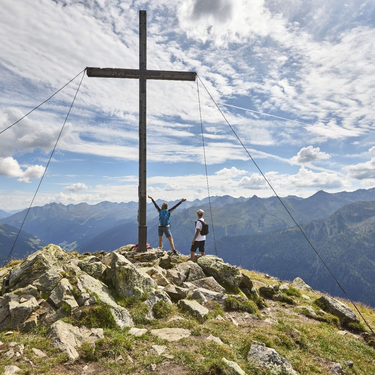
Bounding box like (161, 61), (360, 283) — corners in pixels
(148, 195), (161, 212)
(169, 198), (186, 213)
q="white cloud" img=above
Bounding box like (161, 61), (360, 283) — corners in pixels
(288, 167), (345, 189)
(0, 157), (44, 183)
(345, 156), (375, 180)
(63, 183), (88, 192)
(238, 173), (267, 189)
(291, 146), (330, 164)
(215, 167), (247, 177)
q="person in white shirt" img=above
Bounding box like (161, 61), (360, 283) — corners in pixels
(190, 209), (206, 261)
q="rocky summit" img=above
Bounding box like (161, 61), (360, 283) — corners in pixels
(0, 244), (374, 374)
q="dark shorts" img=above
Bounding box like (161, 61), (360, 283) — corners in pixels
(158, 226), (172, 238)
(190, 240), (205, 253)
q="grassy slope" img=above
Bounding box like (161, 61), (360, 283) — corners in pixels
(0, 265), (374, 375)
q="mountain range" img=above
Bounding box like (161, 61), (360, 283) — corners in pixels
(1, 188), (375, 305)
(0, 222), (46, 264)
(0, 209), (10, 220)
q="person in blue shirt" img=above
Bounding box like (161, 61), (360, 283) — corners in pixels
(148, 196), (186, 253)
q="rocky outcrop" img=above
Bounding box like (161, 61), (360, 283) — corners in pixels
(110, 252), (156, 299)
(317, 295), (359, 323)
(248, 344), (299, 374)
(48, 320), (104, 362)
(0, 242), (367, 372)
(197, 256), (243, 292)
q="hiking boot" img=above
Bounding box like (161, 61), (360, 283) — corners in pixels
(173, 250), (178, 255)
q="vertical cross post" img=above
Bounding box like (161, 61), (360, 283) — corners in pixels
(138, 11), (147, 251)
(87, 11), (196, 252)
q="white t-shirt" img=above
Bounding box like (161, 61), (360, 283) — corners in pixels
(195, 218), (206, 241)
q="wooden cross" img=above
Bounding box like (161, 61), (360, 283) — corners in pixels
(86, 10), (196, 251)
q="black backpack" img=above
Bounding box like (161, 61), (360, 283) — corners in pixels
(197, 219), (209, 235)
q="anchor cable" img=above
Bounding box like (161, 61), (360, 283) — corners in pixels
(196, 79), (218, 256)
(3, 70), (86, 266)
(0, 68), (87, 136)
(197, 74), (374, 335)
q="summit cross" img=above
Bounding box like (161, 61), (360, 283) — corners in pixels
(86, 10), (196, 252)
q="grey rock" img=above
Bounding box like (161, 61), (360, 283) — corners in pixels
(166, 268), (185, 286)
(78, 256), (107, 279)
(145, 289), (172, 319)
(191, 276), (226, 293)
(8, 244), (69, 293)
(49, 278), (79, 310)
(150, 327), (191, 342)
(191, 290), (207, 304)
(32, 348), (48, 358)
(128, 327), (147, 336)
(164, 284), (189, 301)
(222, 357), (247, 375)
(6, 295), (39, 330)
(198, 256), (242, 291)
(143, 266), (169, 286)
(331, 362), (343, 374)
(78, 273), (133, 329)
(259, 285), (277, 299)
(179, 299), (209, 321)
(4, 365), (21, 375)
(207, 334), (225, 346)
(292, 277), (313, 292)
(111, 252), (156, 300)
(317, 295), (359, 323)
(48, 320), (104, 362)
(22, 314), (38, 332)
(150, 345), (167, 355)
(248, 344), (298, 374)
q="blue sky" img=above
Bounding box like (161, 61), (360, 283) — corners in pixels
(1, 0), (375, 211)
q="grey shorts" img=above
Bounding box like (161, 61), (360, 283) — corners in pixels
(158, 226), (172, 238)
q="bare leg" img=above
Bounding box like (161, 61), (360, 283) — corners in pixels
(190, 252), (195, 262)
(168, 236), (176, 252)
(159, 236), (163, 248)
(201, 251), (205, 257)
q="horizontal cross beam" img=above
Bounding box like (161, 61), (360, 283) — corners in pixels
(86, 67), (197, 81)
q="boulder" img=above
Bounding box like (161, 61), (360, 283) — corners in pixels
(222, 357), (247, 375)
(121, 248), (165, 263)
(164, 285), (190, 301)
(142, 266), (170, 286)
(150, 327), (191, 342)
(317, 295), (359, 323)
(197, 256), (242, 292)
(4, 366), (21, 375)
(259, 285), (277, 299)
(48, 320), (104, 362)
(248, 345), (298, 374)
(78, 273), (133, 329)
(191, 287), (226, 305)
(175, 261), (206, 282)
(0, 294), (38, 331)
(292, 277), (313, 292)
(110, 253), (156, 300)
(191, 276), (226, 293)
(179, 299), (209, 321)
(78, 256), (107, 279)
(49, 278), (79, 310)
(8, 245), (69, 293)
(166, 268), (186, 286)
(145, 289), (172, 319)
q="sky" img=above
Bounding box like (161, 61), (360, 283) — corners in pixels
(1, 0), (375, 211)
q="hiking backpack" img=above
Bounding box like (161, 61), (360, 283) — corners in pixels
(159, 209), (170, 226)
(197, 219), (209, 235)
